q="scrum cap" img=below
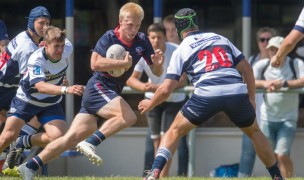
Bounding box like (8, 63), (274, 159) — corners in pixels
(27, 6), (51, 33)
(174, 8), (198, 40)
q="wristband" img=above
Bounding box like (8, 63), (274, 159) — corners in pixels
(61, 86), (68, 94)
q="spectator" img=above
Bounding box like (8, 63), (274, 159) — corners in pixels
(238, 27), (277, 177)
(163, 15), (181, 45)
(253, 36), (304, 178)
(126, 23), (187, 177)
(271, 7), (304, 67)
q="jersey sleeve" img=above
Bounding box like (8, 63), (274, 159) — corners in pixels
(93, 34), (110, 57)
(165, 49), (183, 81)
(27, 59), (46, 87)
(140, 33), (154, 65)
(61, 38), (73, 60)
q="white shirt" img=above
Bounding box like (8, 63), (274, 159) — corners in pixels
(294, 7), (304, 33)
(134, 42), (186, 102)
(253, 57), (304, 122)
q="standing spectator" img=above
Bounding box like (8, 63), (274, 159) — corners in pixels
(271, 7), (304, 67)
(140, 8), (284, 180)
(163, 15), (181, 45)
(16, 3), (164, 179)
(253, 36), (304, 178)
(126, 23), (187, 177)
(238, 27), (277, 177)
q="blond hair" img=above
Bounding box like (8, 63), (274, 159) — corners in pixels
(44, 26), (66, 43)
(119, 2), (144, 21)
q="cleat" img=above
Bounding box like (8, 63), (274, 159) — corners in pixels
(144, 169), (160, 180)
(6, 142), (24, 169)
(17, 163), (35, 180)
(76, 141), (103, 166)
(2, 163), (20, 177)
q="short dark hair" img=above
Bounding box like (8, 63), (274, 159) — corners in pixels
(147, 23), (166, 36)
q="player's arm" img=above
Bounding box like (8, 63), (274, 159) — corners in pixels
(138, 79), (178, 114)
(90, 51), (132, 72)
(175, 72), (188, 89)
(35, 81), (84, 96)
(271, 30), (304, 67)
(236, 59), (256, 107)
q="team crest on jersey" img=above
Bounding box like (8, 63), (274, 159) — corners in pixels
(33, 66), (41, 75)
(135, 46), (144, 55)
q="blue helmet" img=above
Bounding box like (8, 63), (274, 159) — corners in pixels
(27, 6), (51, 33)
(0, 20), (9, 41)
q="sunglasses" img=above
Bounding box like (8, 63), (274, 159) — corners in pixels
(259, 37), (271, 43)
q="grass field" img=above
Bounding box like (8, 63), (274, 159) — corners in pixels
(1, 177), (304, 180)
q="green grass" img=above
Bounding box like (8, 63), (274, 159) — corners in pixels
(1, 177), (304, 180)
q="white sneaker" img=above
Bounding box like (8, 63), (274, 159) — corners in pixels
(76, 141), (103, 166)
(17, 163), (35, 180)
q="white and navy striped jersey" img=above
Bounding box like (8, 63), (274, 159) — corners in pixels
(0, 31), (39, 90)
(166, 31), (247, 97)
(16, 39), (73, 107)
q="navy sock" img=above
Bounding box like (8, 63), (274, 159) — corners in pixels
(267, 162), (283, 179)
(26, 156), (43, 171)
(16, 135), (32, 149)
(151, 147), (172, 171)
(86, 131), (106, 146)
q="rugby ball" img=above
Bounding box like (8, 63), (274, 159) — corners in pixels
(106, 44), (126, 77)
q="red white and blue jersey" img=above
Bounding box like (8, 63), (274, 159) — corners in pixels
(294, 7), (304, 33)
(92, 26), (154, 93)
(0, 31), (39, 91)
(166, 31), (247, 97)
(16, 39), (73, 107)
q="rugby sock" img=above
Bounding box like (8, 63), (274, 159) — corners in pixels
(16, 135), (32, 149)
(151, 147), (172, 171)
(267, 161), (283, 179)
(86, 130), (106, 146)
(20, 124), (38, 136)
(26, 156), (43, 171)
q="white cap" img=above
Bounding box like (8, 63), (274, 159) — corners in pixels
(266, 36), (284, 49)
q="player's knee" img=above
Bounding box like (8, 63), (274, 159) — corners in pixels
(125, 112), (137, 126)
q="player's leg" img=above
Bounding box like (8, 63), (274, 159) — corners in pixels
(17, 113), (98, 179)
(225, 94), (284, 180)
(76, 94), (137, 165)
(145, 112), (196, 180)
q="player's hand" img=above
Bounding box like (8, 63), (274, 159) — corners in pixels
(270, 55), (282, 68)
(123, 51), (132, 71)
(151, 49), (164, 67)
(138, 99), (153, 114)
(67, 85), (85, 96)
